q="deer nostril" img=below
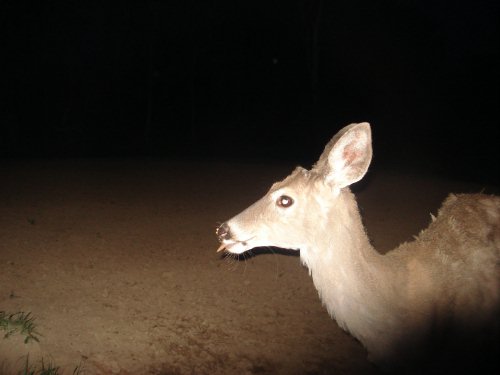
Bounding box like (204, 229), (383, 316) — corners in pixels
(216, 222), (231, 241)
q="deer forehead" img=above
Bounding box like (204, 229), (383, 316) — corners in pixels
(267, 167), (326, 199)
(269, 167), (309, 192)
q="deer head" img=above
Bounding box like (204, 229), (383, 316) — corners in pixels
(216, 122), (372, 255)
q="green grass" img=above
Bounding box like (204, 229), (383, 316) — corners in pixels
(17, 356), (84, 375)
(0, 311), (40, 344)
(1, 311), (84, 375)
(20, 357), (59, 375)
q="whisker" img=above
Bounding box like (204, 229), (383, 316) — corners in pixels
(267, 246), (281, 281)
(222, 252), (239, 271)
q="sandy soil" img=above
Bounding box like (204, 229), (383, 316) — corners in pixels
(0, 159), (497, 374)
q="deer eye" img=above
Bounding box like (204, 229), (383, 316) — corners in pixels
(276, 195), (294, 208)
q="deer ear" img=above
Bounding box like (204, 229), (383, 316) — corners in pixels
(313, 122), (372, 189)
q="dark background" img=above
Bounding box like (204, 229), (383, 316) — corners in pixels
(1, 1), (499, 184)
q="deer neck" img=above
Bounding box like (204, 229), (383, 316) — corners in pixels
(299, 188), (402, 346)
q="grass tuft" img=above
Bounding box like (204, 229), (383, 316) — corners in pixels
(19, 357), (84, 375)
(1, 311), (84, 374)
(0, 311), (40, 344)
(21, 356), (59, 375)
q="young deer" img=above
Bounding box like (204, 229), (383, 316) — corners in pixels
(216, 123), (500, 370)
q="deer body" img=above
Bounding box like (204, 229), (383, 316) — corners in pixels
(216, 123), (500, 369)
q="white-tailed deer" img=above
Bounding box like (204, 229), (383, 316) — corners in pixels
(216, 123), (500, 371)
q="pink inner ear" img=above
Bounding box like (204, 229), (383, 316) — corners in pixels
(342, 144), (358, 165)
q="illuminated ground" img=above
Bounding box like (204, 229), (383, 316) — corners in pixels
(0, 159), (496, 374)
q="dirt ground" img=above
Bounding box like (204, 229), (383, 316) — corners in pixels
(0, 159), (497, 375)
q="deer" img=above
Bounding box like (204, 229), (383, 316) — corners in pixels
(215, 123), (500, 371)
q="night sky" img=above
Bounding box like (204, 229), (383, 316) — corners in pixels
(2, 1), (499, 183)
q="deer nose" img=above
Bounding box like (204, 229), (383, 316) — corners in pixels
(216, 222), (231, 241)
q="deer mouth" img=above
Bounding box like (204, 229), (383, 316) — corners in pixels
(217, 237), (254, 254)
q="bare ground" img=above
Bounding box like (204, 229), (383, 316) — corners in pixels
(0, 159), (496, 374)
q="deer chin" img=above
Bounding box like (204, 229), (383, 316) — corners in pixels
(217, 238), (255, 254)
(217, 238), (266, 254)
